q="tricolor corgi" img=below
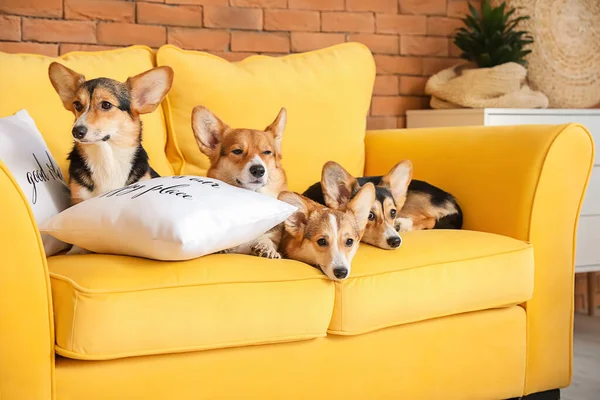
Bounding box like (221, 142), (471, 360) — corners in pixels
(192, 106), (287, 259)
(278, 183), (375, 281)
(48, 63), (173, 205)
(303, 161), (462, 250)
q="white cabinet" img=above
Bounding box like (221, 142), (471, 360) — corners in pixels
(407, 108), (600, 273)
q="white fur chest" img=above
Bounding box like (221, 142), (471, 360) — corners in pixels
(85, 143), (136, 196)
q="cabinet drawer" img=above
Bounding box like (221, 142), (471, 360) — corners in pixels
(576, 215), (600, 267)
(582, 167), (600, 215)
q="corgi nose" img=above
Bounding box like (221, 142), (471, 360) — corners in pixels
(249, 164), (265, 178)
(333, 267), (348, 279)
(72, 126), (87, 139)
(387, 236), (401, 248)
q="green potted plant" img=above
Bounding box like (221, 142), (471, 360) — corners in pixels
(453, 0), (534, 68)
(424, 0), (547, 109)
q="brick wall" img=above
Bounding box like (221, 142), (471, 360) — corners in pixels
(0, 0), (480, 129)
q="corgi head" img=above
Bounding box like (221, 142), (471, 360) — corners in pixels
(192, 106), (287, 197)
(278, 183), (375, 281)
(321, 160), (412, 250)
(48, 63), (173, 146)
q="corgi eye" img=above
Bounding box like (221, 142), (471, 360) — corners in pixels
(101, 101), (112, 110)
(231, 149), (243, 155)
(263, 150), (272, 155)
(368, 212), (375, 221)
(345, 238), (354, 247)
(317, 238), (328, 247)
(390, 209), (396, 218)
(73, 101), (83, 112)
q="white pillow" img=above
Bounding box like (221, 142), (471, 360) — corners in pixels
(0, 109), (71, 256)
(40, 176), (297, 260)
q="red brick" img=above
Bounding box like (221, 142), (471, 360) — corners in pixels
(372, 96), (425, 116)
(98, 23), (165, 47)
(231, 31), (289, 52)
(322, 12), (374, 33)
(346, 0), (397, 13)
(400, 0), (446, 15)
(376, 14), (426, 35)
(265, 10), (320, 32)
(397, 116), (407, 128)
(423, 57), (463, 75)
(374, 55), (422, 75)
(204, 6), (262, 30)
(138, 3), (203, 27)
(0, 16), (20, 41)
(165, 0), (227, 5)
(212, 51), (256, 62)
(231, 0), (287, 7)
(291, 32), (345, 52)
(65, 0), (135, 23)
(447, 0), (481, 18)
(374, 75), (399, 95)
(401, 35), (447, 56)
(23, 19), (96, 44)
(427, 17), (463, 36)
(60, 44), (121, 55)
(367, 116), (398, 130)
(0, 0), (62, 18)
(348, 34), (398, 54)
(0, 41), (58, 56)
(289, 0), (344, 11)
(399, 76), (427, 95)
(168, 28), (229, 51)
(449, 41), (462, 57)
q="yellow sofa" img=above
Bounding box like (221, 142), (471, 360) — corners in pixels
(0, 44), (594, 400)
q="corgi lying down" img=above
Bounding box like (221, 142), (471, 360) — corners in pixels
(303, 161), (462, 250)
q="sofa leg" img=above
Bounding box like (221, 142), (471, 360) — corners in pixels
(507, 389), (561, 400)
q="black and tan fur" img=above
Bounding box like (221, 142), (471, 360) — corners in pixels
(192, 106), (288, 259)
(303, 161), (462, 249)
(278, 183), (375, 281)
(48, 63), (173, 205)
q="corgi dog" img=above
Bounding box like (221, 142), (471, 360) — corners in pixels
(278, 183), (375, 281)
(303, 161), (462, 250)
(48, 63), (173, 205)
(192, 106), (287, 258)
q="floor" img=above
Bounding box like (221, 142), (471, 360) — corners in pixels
(562, 314), (600, 400)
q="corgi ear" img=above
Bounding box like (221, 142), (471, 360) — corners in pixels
(48, 62), (85, 112)
(265, 107), (286, 156)
(321, 161), (360, 210)
(347, 182), (375, 233)
(381, 160), (413, 206)
(126, 66), (173, 114)
(192, 106), (229, 159)
(278, 191), (309, 237)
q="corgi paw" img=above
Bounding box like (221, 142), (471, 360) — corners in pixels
(251, 242), (281, 259)
(67, 245), (92, 256)
(395, 218), (414, 233)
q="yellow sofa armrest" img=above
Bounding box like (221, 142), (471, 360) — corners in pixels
(365, 124), (594, 394)
(0, 161), (54, 399)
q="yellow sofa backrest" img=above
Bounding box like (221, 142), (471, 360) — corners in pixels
(0, 46), (174, 179)
(158, 43), (375, 192)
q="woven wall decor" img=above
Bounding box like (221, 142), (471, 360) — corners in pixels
(495, 0), (600, 108)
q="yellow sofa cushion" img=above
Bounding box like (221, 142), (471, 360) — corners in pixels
(157, 43), (375, 192)
(48, 254), (333, 360)
(329, 230), (534, 335)
(0, 46), (175, 179)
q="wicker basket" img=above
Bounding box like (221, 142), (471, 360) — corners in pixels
(495, 0), (600, 108)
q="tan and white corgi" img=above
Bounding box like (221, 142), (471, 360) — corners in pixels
(192, 106), (288, 258)
(278, 183), (375, 281)
(48, 63), (173, 205)
(303, 161), (462, 250)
